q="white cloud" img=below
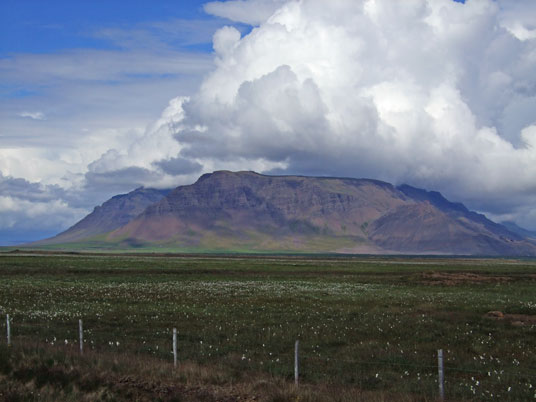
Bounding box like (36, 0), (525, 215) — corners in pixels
(0, 18), (218, 240)
(94, 18), (228, 50)
(213, 26), (242, 55)
(3, 0), (536, 240)
(0, 173), (87, 241)
(171, 0), (536, 228)
(86, 97), (187, 183)
(498, 0), (536, 41)
(18, 111), (46, 120)
(204, 0), (288, 25)
(0, 195), (85, 233)
(0, 49), (213, 84)
(0, 46), (214, 187)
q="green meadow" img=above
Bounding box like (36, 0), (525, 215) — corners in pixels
(0, 252), (535, 401)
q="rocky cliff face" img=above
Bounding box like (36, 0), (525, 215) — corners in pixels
(107, 171), (536, 255)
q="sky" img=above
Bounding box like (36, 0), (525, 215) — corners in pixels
(0, 0), (535, 245)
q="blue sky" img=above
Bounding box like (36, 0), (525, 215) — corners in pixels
(0, 0), (535, 245)
(1, 1), (216, 53)
(0, 0), (227, 244)
(0, 0), (236, 103)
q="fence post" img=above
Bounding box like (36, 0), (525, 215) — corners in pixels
(173, 328), (177, 368)
(79, 319), (83, 355)
(294, 340), (299, 386)
(438, 349), (445, 400)
(6, 314), (10, 347)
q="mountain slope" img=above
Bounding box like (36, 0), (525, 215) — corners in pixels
(105, 171), (535, 255)
(37, 187), (170, 245)
(501, 221), (536, 240)
(397, 185), (520, 241)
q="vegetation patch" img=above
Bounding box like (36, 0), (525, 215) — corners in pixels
(0, 253), (535, 401)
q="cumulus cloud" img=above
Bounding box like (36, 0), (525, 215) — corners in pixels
(0, 172), (87, 243)
(0, 35), (214, 183)
(3, 0), (536, 241)
(498, 0), (536, 41)
(0, 10), (218, 243)
(0, 196), (81, 230)
(163, 0), (536, 228)
(0, 172), (64, 203)
(153, 157), (202, 176)
(84, 97), (200, 191)
(85, 167), (163, 192)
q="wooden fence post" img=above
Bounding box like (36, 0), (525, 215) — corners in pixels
(173, 328), (177, 368)
(6, 314), (10, 347)
(294, 340), (299, 386)
(438, 349), (445, 400)
(79, 319), (83, 355)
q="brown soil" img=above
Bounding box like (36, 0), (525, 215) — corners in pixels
(420, 272), (536, 285)
(484, 311), (536, 326)
(111, 375), (252, 401)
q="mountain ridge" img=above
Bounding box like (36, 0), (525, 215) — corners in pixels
(501, 221), (536, 240)
(34, 171), (536, 255)
(34, 187), (170, 245)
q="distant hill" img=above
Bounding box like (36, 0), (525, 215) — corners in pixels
(501, 221), (536, 240)
(36, 187), (170, 245)
(39, 170), (532, 256)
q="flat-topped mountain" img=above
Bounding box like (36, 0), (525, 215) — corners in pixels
(36, 171), (536, 255)
(98, 171), (534, 255)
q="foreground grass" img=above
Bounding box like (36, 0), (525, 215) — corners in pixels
(0, 253), (535, 400)
(0, 342), (427, 402)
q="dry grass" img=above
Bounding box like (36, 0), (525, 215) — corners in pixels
(0, 342), (435, 402)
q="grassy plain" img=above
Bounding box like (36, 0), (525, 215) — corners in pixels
(0, 252), (535, 401)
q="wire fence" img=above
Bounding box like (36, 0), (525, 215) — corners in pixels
(3, 314), (536, 401)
